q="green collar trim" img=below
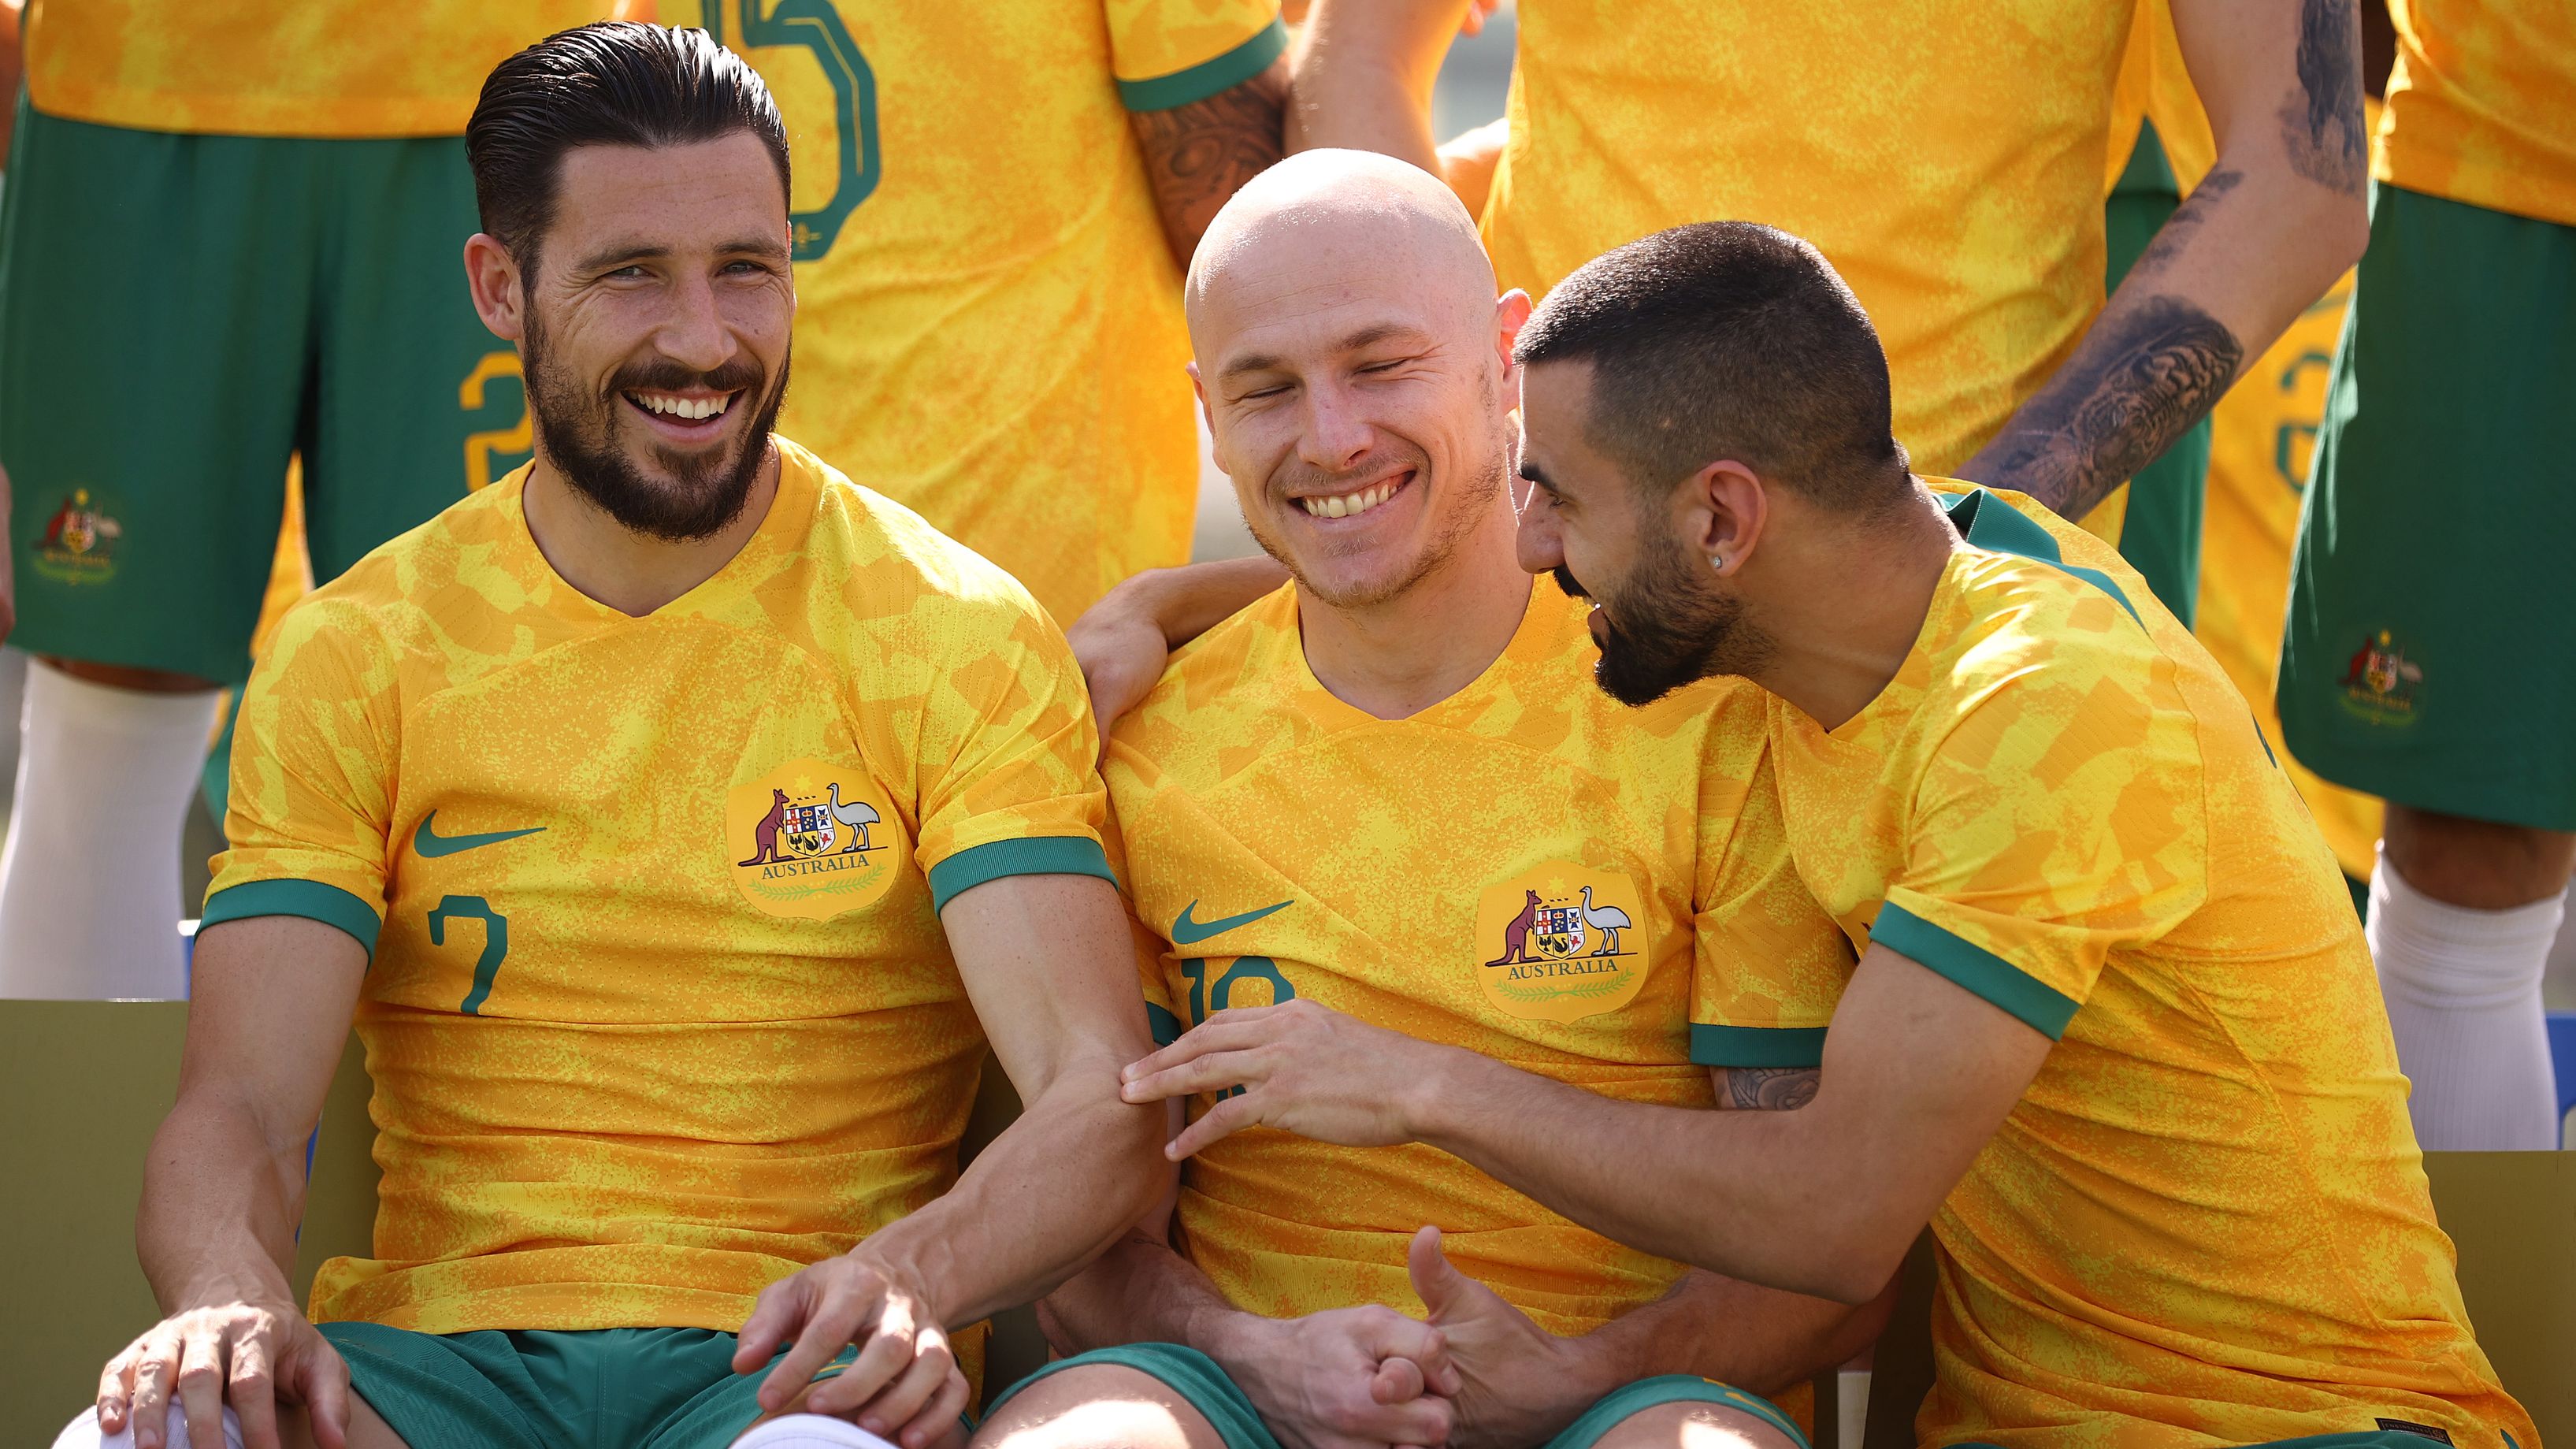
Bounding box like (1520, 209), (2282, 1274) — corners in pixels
(1941, 488), (2141, 626)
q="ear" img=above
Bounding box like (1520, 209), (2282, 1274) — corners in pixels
(463, 233), (527, 344)
(1186, 361), (1215, 437)
(1679, 459), (1768, 579)
(1493, 288), (1534, 382)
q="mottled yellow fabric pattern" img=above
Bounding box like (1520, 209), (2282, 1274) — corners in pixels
(1756, 481), (2526, 1445)
(207, 439), (1107, 1336)
(659, 0), (1278, 626)
(2195, 269), (2383, 882)
(2380, 0), (2576, 226)
(1483, 0), (2132, 474)
(22, 0), (640, 137)
(1102, 583), (1850, 1336)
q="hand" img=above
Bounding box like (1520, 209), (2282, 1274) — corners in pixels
(1218, 1304), (1462, 1449)
(1457, 0), (1502, 37)
(1405, 1228), (1609, 1449)
(733, 1251), (958, 1446)
(97, 1299), (353, 1449)
(1064, 581), (1172, 751)
(1121, 999), (1460, 1159)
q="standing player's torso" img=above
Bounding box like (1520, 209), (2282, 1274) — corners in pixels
(2380, 0), (2576, 225)
(662, 0), (1205, 623)
(1769, 485), (2519, 1443)
(241, 444), (1074, 1332)
(22, 0), (638, 136)
(1107, 585), (1765, 1334)
(1487, 0), (2134, 474)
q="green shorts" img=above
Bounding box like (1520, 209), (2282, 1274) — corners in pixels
(319, 1322), (856, 1449)
(0, 100), (533, 685)
(2101, 119), (2213, 626)
(985, 1343), (1809, 1449)
(2279, 182), (2576, 830)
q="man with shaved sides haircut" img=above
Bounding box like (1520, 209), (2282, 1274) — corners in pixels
(1127, 219), (2530, 1444)
(971, 152), (1882, 1449)
(62, 25), (1165, 1449)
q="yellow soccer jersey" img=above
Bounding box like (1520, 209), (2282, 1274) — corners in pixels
(1483, 0), (2132, 474)
(2196, 268), (2383, 882)
(650, 0), (1285, 626)
(2379, 0), (2576, 226)
(1753, 481), (2526, 1446)
(1103, 582), (1851, 1336)
(204, 439), (1114, 1343)
(22, 1), (643, 137)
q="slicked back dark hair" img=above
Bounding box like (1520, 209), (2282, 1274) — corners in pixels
(1514, 222), (1908, 511)
(467, 22), (789, 269)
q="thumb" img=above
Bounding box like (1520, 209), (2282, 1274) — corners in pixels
(1407, 1224), (1481, 1321)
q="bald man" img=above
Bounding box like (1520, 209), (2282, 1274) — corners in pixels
(967, 153), (1880, 1449)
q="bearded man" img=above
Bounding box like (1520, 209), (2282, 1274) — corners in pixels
(56, 24), (1163, 1449)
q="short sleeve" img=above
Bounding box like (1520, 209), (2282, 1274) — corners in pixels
(1689, 741), (1854, 1069)
(1102, 0), (1286, 111)
(201, 602), (398, 954)
(1871, 646), (2207, 1040)
(912, 600), (1118, 914)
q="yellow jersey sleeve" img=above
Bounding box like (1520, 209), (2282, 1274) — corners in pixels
(1688, 741), (1851, 1069)
(908, 594), (1114, 913)
(1102, 0), (1285, 110)
(1101, 800), (1184, 1044)
(1870, 604), (2209, 1040)
(202, 599), (398, 953)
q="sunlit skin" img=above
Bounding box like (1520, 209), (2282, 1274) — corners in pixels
(462, 132), (796, 618)
(1186, 154), (1532, 719)
(1511, 357), (1958, 733)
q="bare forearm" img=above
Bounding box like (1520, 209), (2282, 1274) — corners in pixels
(135, 1093), (311, 1314)
(860, 1059), (1163, 1328)
(1410, 1051), (1883, 1302)
(1568, 1269), (1885, 1399)
(1132, 60), (1290, 271)
(1040, 1231), (1253, 1358)
(1962, 0), (2367, 518)
(1132, 557), (1290, 648)
(1286, 0), (1457, 169)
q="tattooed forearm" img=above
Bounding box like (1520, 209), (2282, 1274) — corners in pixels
(1130, 58), (1290, 270)
(1962, 295), (2244, 520)
(2281, 0), (2368, 194)
(1721, 1067), (1821, 1112)
(2134, 167), (2242, 278)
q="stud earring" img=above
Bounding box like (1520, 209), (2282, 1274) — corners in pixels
(1708, 552), (1726, 571)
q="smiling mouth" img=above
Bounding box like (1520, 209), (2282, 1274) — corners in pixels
(623, 389), (741, 429)
(1295, 471), (1411, 520)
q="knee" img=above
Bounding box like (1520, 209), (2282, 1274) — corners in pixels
(968, 1365), (1214, 1449)
(2382, 806), (2576, 908)
(53, 1405), (247, 1449)
(1587, 1400), (1804, 1449)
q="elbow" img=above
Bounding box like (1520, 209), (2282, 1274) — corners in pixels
(1782, 1213), (1915, 1306)
(2318, 188), (2370, 279)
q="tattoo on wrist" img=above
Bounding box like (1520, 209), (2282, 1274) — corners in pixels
(1726, 1067), (1820, 1111)
(1973, 295), (2242, 520)
(2281, 0), (2368, 195)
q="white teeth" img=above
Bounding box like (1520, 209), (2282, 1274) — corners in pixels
(636, 392), (730, 421)
(1299, 479), (1397, 518)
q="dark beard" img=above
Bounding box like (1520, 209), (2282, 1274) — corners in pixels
(1558, 533), (1769, 707)
(521, 303), (789, 542)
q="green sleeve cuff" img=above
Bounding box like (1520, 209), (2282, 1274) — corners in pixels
(1689, 1024), (1828, 1068)
(200, 879), (383, 959)
(1117, 17), (1287, 111)
(1146, 1002), (1183, 1046)
(1869, 901), (2080, 1039)
(927, 836), (1119, 915)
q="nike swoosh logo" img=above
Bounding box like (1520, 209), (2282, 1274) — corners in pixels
(1171, 898), (1290, 946)
(413, 812), (547, 858)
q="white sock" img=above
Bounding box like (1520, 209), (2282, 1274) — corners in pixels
(53, 1404), (247, 1449)
(730, 1415), (902, 1449)
(2370, 846), (2563, 1150)
(0, 660), (221, 999)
